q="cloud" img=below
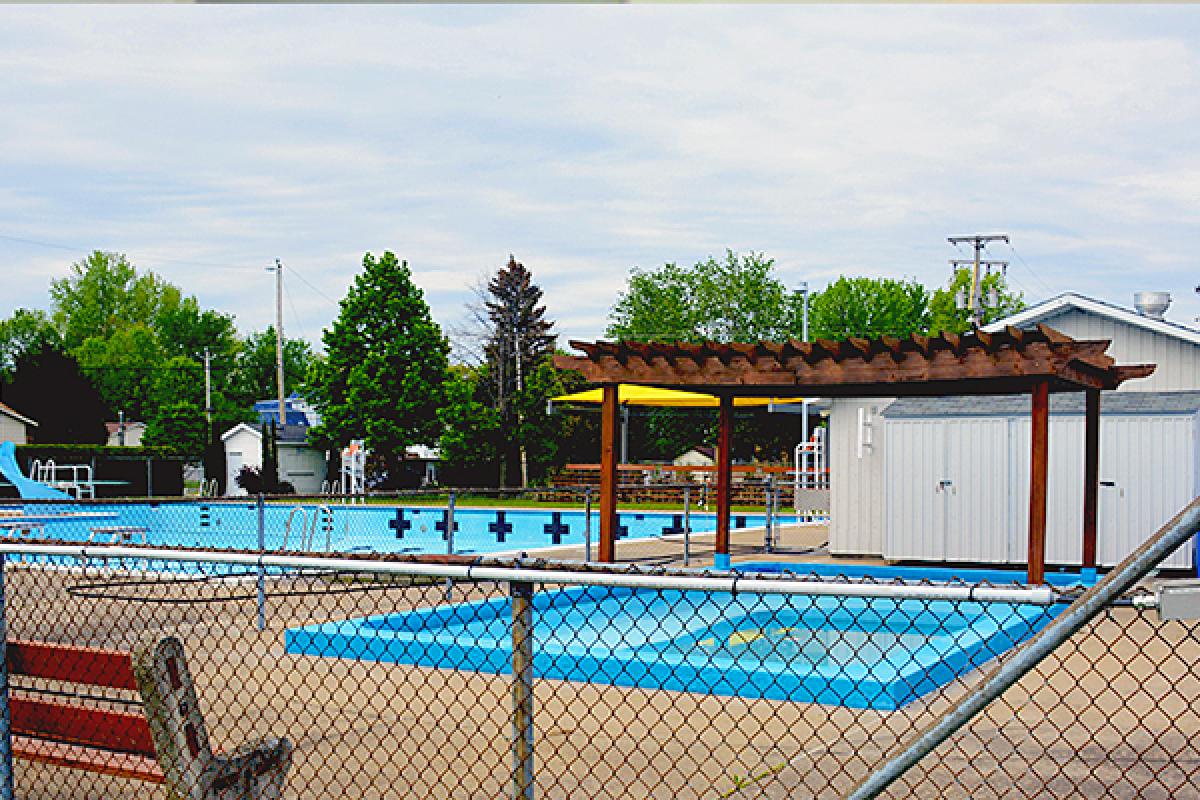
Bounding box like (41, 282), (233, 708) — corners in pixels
(0, 5), (1198, 344)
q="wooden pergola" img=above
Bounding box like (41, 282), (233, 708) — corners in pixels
(555, 325), (1154, 582)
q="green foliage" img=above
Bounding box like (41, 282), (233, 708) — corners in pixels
(261, 421), (280, 491)
(1, 343), (108, 444)
(0, 309), (59, 378)
(74, 324), (163, 420)
(151, 355), (205, 410)
(16, 443), (185, 460)
(928, 267), (1025, 334)
(156, 298), (238, 361)
(437, 367), (502, 485)
(808, 276), (931, 340)
(142, 402), (208, 457)
(227, 327), (316, 410)
(309, 252), (450, 481)
(607, 251), (803, 343)
(49, 251), (184, 350)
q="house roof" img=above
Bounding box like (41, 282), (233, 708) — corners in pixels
(104, 421), (146, 434)
(883, 390), (1200, 419)
(984, 292), (1200, 347)
(0, 402), (37, 428)
(222, 422), (312, 444)
(555, 324), (1155, 397)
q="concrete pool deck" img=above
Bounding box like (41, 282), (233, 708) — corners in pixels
(6, 529), (1199, 799)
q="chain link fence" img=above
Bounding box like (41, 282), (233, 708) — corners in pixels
(0, 495), (1196, 798)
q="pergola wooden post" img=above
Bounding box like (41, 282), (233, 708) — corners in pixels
(714, 394), (734, 570)
(558, 326), (1152, 574)
(1028, 379), (1050, 584)
(1082, 388), (1101, 574)
(598, 383), (620, 562)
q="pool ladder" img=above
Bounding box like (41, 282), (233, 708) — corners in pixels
(281, 505), (334, 552)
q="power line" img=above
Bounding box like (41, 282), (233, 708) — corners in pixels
(0, 231), (253, 273)
(1004, 242), (1056, 298)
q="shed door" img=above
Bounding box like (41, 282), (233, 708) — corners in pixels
(883, 420), (946, 561)
(942, 418), (1011, 563)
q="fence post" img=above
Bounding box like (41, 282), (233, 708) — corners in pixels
(764, 478), (775, 554)
(582, 487), (594, 563)
(445, 491), (456, 601)
(682, 486), (691, 567)
(256, 493), (266, 631)
(0, 555), (12, 800)
(511, 580), (535, 800)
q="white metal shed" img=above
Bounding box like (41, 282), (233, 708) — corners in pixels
(880, 391), (1200, 570)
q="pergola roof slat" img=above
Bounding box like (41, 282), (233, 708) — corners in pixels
(554, 325), (1153, 396)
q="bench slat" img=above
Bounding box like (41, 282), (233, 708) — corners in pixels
(11, 697), (156, 758)
(8, 640), (139, 690)
(12, 735), (164, 783)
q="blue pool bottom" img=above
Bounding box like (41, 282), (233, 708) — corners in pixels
(286, 563), (1075, 710)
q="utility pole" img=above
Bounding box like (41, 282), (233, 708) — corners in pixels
(202, 347), (213, 428)
(267, 259), (286, 425)
(947, 234), (1009, 327)
(514, 325), (528, 488)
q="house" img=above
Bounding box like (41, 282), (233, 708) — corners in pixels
(828, 292), (1200, 570)
(221, 422), (327, 496)
(0, 402), (36, 445)
(105, 421), (146, 447)
(673, 446), (715, 468)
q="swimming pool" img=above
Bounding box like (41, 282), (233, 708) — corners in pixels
(285, 564), (1070, 710)
(0, 501), (791, 557)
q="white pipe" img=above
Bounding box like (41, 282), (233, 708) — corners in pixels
(0, 543), (1058, 605)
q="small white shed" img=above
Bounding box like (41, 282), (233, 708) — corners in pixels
(0, 403), (36, 445)
(221, 423), (327, 496)
(878, 392), (1200, 570)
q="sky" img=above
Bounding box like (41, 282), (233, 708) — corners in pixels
(1, 5), (1198, 354)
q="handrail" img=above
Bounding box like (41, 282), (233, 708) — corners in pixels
(0, 542), (1059, 606)
(280, 507), (308, 552)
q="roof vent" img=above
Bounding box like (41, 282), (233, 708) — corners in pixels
(1134, 291), (1171, 319)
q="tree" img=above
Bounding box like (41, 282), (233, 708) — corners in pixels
(74, 324), (163, 420)
(156, 298), (239, 362)
(607, 251), (803, 343)
(49, 251), (183, 350)
(142, 402), (207, 457)
(928, 267), (1025, 334)
(1, 343), (108, 444)
(437, 366), (502, 486)
(480, 256), (557, 485)
(227, 327), (316, 410)
(807, 276), (931, 340)
(309, 252), (450, 484)
(0, 309), (59, 379)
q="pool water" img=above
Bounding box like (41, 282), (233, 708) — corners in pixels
(0, 502), (791, 557)
(286, 566), (1069, 710)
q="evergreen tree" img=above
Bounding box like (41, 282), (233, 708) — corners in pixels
(482, 255), (556, 485)
(1, 343), (108, 444)
(309, 252), (450, 487)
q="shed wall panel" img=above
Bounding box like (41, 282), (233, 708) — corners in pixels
(829, 399), (889, 556)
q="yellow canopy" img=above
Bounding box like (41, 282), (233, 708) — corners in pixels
(551, 385), (805, 408)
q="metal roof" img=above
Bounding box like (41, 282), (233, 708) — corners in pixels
(882, 390), (1200, 418)
(556, 324), (1155, 397)
(984, 292), (1200, 347)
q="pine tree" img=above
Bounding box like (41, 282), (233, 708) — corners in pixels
(483, 256), (556, 486)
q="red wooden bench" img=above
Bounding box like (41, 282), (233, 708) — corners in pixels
(8, 636), (292, 798)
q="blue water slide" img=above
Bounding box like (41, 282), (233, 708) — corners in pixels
(0, 441), (70, 499)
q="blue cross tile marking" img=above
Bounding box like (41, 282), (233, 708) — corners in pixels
(616, 516), (630, 541)
(389, 509), (412, 539)
(661, 514), (685, 536)
(436, 510), (460, 540)
(543, 512), (571, 544)
(489, 512), (513, 543)
(635, 513), (645, 521)
(734, 515), (748, 529)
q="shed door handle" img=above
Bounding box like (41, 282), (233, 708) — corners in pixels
(1100, 481), (1117, 487)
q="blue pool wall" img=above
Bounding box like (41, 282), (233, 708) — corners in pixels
(286, 562), (1069, 710)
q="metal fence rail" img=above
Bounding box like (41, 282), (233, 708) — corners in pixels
(0, 497), (1195, 798)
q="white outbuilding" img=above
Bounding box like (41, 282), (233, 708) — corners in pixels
(829, 292), (1200, 571)
(221, 423), (327, 496)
